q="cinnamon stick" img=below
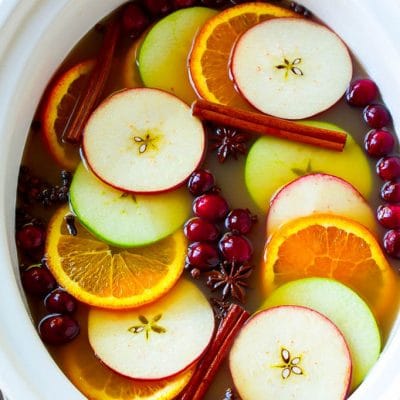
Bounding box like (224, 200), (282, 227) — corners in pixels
(192, 99), (347, 152)
(179, 304), (250, 400)
(63, 19), (120, 143)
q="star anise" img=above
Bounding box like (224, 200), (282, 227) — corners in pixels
(208, 125), (250, 163)
(206, 261), (253, 303)
(210, 297), (231, 321)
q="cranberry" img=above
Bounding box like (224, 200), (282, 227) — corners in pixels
(187, 169), (215, 196)
(376, 156), (400, 181)
(121, 2), (150, 37)
(193, 194), (229, 221)
(381, 181), (400, 203)
(21, 266), (57, 297)
(38, 314), (80, 345)
(184, 217), (220, 242)
(45, 288), (77, 314)
(143, 0), (172, 15)
(363, 104), (391, 129)
(376, 204), (400, 229)
(345, 79), (378, 107)
(225, 208), (257, 234)
(172, 0), (197, 8)
(219, 233), (253, 263)
(383, 229), (400, 258)
(199, 0), (229, 7)
(16, 224), (45, 251)
(186, 242), (220, 269)
(364, 129), (395, 157)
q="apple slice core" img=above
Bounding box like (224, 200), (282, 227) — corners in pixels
(83, 88), (205, 193)
(229, 306), (352, 400)
(88, 279), (215, 380)
(231, 18), (352, 119)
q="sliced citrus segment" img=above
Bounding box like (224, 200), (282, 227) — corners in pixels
(262, 214), (398, 323)
(42, 60), (95, 170)
(45, 205), (186, 309)
(189, 2), (298, 109)
(58, 308), (194, 400)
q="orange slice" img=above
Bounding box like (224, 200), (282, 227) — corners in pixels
(58, 308), (194, 400)
(189, 2), (298, 109)
(45, 205), (186, 309)
(42, 60), (95, 170)
(262, 214), (398, 322)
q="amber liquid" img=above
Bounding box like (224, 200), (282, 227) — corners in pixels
(19, 7), (400, 400)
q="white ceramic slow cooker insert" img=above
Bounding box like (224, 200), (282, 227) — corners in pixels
(0, 1), (400, 399)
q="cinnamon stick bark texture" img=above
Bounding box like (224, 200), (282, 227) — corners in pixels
(64, 19), (120, 143)
(192, 99), (347, 152)
(178, 304), (250, 400)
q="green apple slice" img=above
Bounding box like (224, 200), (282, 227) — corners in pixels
(69, 163), (192, 247)
(245, 121), (372, 212)
(138, 7), (218, 104)
(261, 278), (381, 390)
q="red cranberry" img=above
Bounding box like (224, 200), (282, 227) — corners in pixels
(219, 233), (253, 263)
(186, 242), (220, 270)
(16, 224), (45, 251)
(45, 288), (77, 314)
(38, 314), (80, 345)
(376, 156), (400, 181)
(172, 0), (197, 8)
(364, 129), (395, 158)
(381, 181), (400, 203)
(143, 0), (172, 15)
(363, 104), (391, 129)
(193, 194), (229, 221)
(383, 229), (400, 258)
(376, 204), (400, 229)
(21, 266), (57, 297)
(225, 208), (257, 234)
(187, 169), (215, 196)
(345, 79), (378, 107)
(121, 2), (150, 37)
(184, 217), (219, 242)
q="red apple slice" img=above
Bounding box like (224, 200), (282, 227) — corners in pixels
(231, 18), (352, 119)
(83, 88), (205, 193)
(229, 306), (352, 400)
(267, 173), (376, 237)
(88, 279), (215, 380)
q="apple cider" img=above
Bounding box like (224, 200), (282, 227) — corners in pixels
(15, 1), (400, 399)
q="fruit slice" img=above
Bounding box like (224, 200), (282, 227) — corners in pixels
(88, 279), (215, 380)
(189, 2), (298, 109)
(262, 278), (381, 390)
(45, 204), (187, 309)
(267, 173), (376, 237)
(262, 214), (398, 322)
(122, 31), (145, 88)
(138, 7), (217, 104)
(70, 163), (191, 247)
(83, 88), (205, 193)
(245, 121), (372, 212)
(59, 308), (195, 400)
(229, 306), (352, 400)
(42, 59), (94, 170)
(231, 18), (352, 119)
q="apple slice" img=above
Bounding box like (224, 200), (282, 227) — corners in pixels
(245, 121), (372, 212)
(229, 306), (352, 400)
(83, 88), (205, 193)
(267, 173), (376, 237)
(69, 163), (192, 247)
(231, 18), (352, 119)
(88, 279), (215, 380)
(261, 278), (380, 390)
